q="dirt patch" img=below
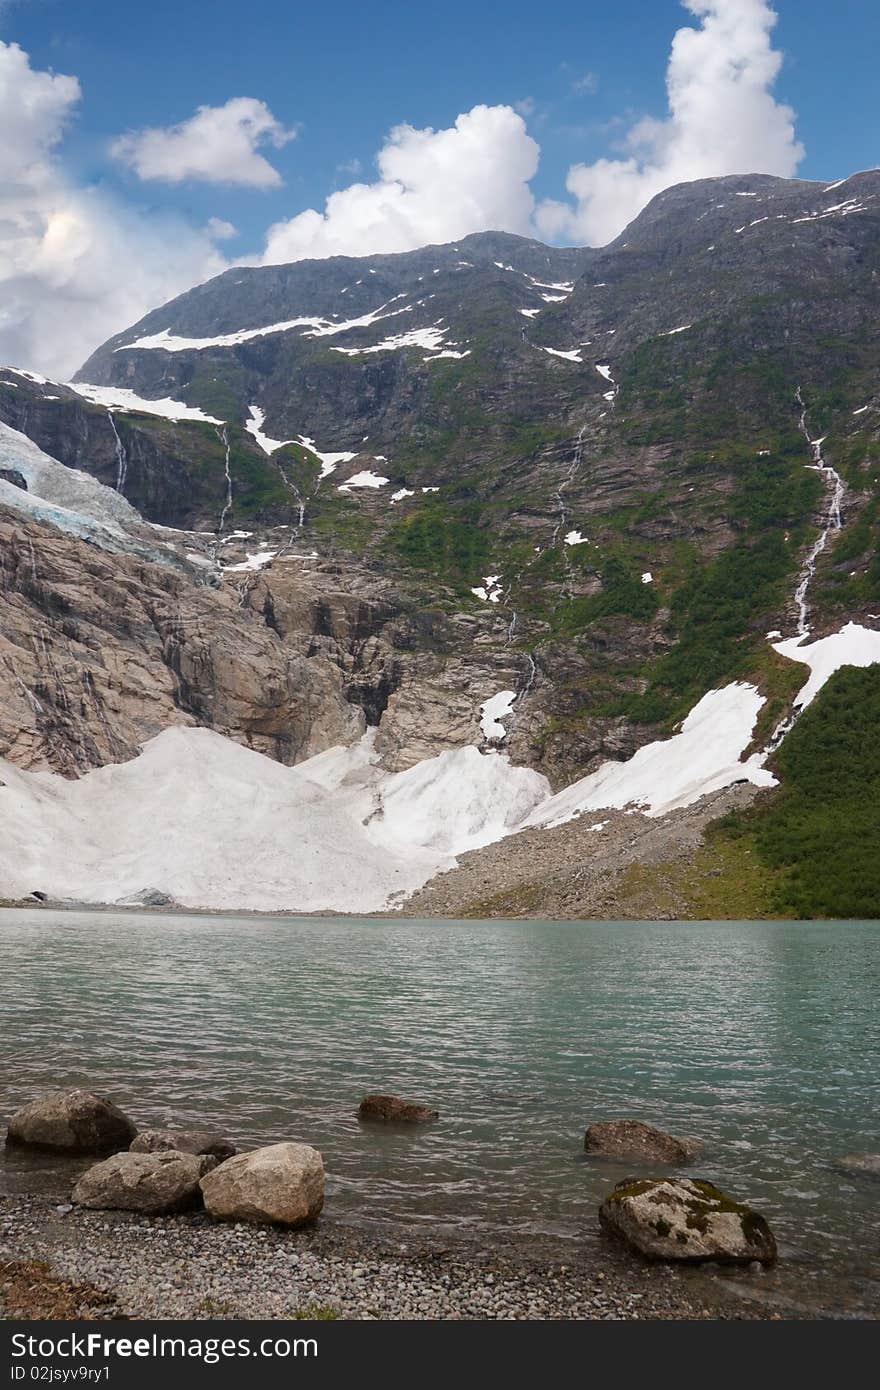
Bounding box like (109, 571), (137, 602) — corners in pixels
(0, 1257), (121, 1320)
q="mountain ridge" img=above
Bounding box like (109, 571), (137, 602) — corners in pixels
(1, 169), (879, 914)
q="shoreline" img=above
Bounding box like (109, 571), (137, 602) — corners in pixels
(1, 1193), (793, 1322)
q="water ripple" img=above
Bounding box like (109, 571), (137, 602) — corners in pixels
(1, 912), (878, 1305)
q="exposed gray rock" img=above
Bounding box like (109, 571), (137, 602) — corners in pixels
(599, 1177), (777, 1264)
(72, 1151), (215, 1214)
(584, 1119), (699, 1164)
(130, 1128), (236, 1160)
(358, 1094), (439, 1124)
(200, 1142), (324, 1227)
(5, 1089), (136, 1154)
(0, 468), (27, 490)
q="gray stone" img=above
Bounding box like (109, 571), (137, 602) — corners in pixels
(358, 1094), (439, 1124)
(584, 1120), (699, 1164)
(6, 1089), (137, 1154)
(599, 1177), (777, 1265)
(130, 1128), (236, 1160)
(72, 1151), (216, 1214)
(200, 1143), (324, 1227)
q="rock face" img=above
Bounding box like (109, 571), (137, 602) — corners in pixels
(0, 469), (26, 490)
(599, 1177), (777, 1265)
(199, 1143), (324, 1227)
(5, 1090), (137, 1154)
(358, 1094), (440, 1124)
(130, 1128), (236, 1160)
(72, 1151), (215, 1214)
(834, 1153), (880, 1180)
(584, 1120), (698, 1164)
(0, 506), (362, 776)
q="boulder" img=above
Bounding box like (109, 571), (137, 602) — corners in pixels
(72, 1151), (216, 1214)
(130, 1128), (236, 1160)
(584, 1119), (698, 1164)
(358, 1094), (439, 1124)
(599, 1177), (777, 1265)
(6, 1089), (137, 1154)
(833, 1153), (880, 1181)
(200, 1143), (324, 1227)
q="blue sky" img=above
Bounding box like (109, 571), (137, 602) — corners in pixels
(1, 0), (878, 374)
(7, 0), (878, 248)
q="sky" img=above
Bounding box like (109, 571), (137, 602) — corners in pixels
(0, 0), (877, 377)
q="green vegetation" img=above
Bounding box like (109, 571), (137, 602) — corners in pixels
(713, 666), (880, 918)
(292, 1304), (340, 1321)
(553, 556), (658, 634)
(385, 493), (490, 588)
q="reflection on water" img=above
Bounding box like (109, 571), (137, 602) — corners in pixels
(1, 911), (878, 1312)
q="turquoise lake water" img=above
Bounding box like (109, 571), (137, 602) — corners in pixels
(1, 911), (878, 1314)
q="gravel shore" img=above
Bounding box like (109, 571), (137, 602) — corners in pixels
(0, 1195), (779, 1321)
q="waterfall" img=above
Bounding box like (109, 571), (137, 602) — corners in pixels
(216, 426), (233, 532)
(792, 387), (845, 636)
(107, 411), (128, 494)
(277, 463), (306, 530)
(550, 424), (587, 550)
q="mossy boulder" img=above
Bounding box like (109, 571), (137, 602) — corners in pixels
(599, 1177), (777, 1264)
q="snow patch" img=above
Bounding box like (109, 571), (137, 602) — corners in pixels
(337, 470), (389, 490)
(479, 690), (516, 742)
(0, 728), (548, 914)
(564, 530), (589, 547)
(222, 550), (277, 574)
(540, 346), (582, 363)
(525, 683), (775, 827)
(772, 622), (880, 711)
(70, 383), (223, 425)
(471, 574), (503, 603)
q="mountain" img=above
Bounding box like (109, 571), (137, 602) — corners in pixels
(1, 171), (878, 916)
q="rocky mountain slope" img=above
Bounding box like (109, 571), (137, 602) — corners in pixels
(1, 170), (878, 915)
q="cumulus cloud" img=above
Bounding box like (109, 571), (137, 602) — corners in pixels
(111, 97), (296, 188)
(0, 41), (226, 378)
(261, 105), (539, 264)
(535, 0), (804, 246)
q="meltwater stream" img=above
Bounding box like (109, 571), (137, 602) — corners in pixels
(1, 912), (878, 1315)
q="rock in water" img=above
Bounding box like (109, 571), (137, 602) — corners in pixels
(584, 1119), (699, 1164)
(199, 1143), (324, 1227)
(72, 1151), (215, 1214)
(599, 1177), (777, 1264)
(5, 1089), (137, 1153)
(834, 1153), (880, 1180)
(130, 1128), (236, 1160)
(358, 1094), (439, 1124)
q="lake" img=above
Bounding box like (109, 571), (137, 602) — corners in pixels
(1, 910), (878, 1315)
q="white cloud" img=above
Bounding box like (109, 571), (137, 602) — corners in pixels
(205, 216), (238, 241)
(536, 0), (804, 246)
(261, 104), (539, 264)
(570, 71), (599, 96)
(0, 41), (226, 379)
(111, 97), (296, 188)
